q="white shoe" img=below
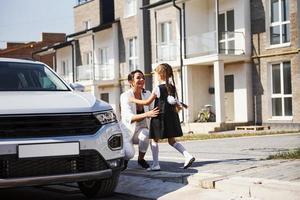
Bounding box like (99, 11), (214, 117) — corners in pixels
(184, 157), (195, 169)
(147, 164), (161, 171)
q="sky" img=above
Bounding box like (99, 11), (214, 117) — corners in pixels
(0, 0), (75, 49)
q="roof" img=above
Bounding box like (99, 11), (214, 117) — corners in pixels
(67, 21), (116, 38)
(0, 57), (42, 64)
(141, 0), (172, 10)
(33, 40), (73, 55)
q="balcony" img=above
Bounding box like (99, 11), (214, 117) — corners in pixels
(76, 64), (114, 82)
(95, 64), (114, 80)
(185, 31), (245, 58)
(156, 41), (179, 62)
(76, 65), (92, 81)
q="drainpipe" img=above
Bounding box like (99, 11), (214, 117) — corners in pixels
(92, 33), (95, 81)
(172, 0), (185, 122)
(215, 0), (219, 54)
(71, 41), (75, 83)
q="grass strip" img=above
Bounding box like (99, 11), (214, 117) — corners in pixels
(160, 130), (300, 143)
(267, 148), (300, 160)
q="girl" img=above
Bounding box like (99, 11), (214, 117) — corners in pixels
(130, 63), (195, 171)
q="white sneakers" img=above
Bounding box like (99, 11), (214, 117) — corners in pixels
(184, 156), (195, 169)
(147, 164), (161, 171)
(146, 157), (195, 171)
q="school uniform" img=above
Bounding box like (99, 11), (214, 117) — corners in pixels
(150, 83), (183, 139)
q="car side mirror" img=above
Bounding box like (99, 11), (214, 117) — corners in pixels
(70, 83), (85, 92)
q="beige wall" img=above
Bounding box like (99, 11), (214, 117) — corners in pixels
(114, 0), (139, 85)
(186, 65), (213, 122)
(74, 0), (100, 32)
(252, 0), (299, 124)
(150, 6), (178, 64)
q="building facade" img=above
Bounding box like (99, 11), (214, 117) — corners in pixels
(0, 33), (66, 68)
(144, 0), (253, 132)
(32, 0), (300, 132)
(114, 0), (152, 92)
(251, 0), (300, 129)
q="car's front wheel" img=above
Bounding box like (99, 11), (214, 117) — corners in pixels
(78, 173), (120, 198)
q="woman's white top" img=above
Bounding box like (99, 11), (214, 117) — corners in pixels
(120, 88), (153, 139)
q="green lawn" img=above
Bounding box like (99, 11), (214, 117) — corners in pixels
(267, 148), (300, 160)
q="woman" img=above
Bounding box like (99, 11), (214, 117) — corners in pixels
(120, 70), (159, 170)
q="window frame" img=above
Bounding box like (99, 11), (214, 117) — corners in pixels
(159, 21), (172, 45)
(83, 20), (91, 30)
(124, 0), (137, 18)
(268, 0), (291, 48)
(218, 9), (235, 54)
(269, 61), (293, 120)
(127, 37), (138, 72)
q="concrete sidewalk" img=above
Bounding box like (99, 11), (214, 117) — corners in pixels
(118, 134), (300, 200)
(119, 162), (300, 200)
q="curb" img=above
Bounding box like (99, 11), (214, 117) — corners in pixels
(122, 169), (300, 200)
(215, 176), (300, 200)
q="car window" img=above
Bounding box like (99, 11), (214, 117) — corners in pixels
(0, 62), (70, 91)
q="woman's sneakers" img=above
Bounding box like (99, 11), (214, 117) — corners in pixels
(147, 164), (161, 171)
(184, 156), (195, 169)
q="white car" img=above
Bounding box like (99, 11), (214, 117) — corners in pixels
(0, 58), (124, 198)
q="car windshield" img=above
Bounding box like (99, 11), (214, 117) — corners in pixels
(0, 62), (70, 91)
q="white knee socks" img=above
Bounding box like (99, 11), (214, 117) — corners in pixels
(172, 142), (193, 159)
(150, 140), (159, 167)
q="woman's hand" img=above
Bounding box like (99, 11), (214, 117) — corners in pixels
(146, 107), (159, 118)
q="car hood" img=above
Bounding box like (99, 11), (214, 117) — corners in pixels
(0, 91), (111, 115)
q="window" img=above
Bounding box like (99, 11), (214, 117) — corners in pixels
(225, 75), (234, 93)
(0, 62), (69, 91)
(271, 61), (292, 117)
(270, 0), (290, 45)
(128, 37), (138, 72)
(77, 0), (88, 5)
(219, 10), (235, 54)
(61, 60), (68, 75)
(84, 52), (92, 65)
(124, 0), (137, 18)
(99, 48), (108, 65)
(100, 93), (109, 103)
(97, 47), (112, 80)
(83, 20), (91, 30)
(158, 22), (176, 61)
(160, 22), (172, 44)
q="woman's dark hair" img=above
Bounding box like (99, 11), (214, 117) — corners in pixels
(127, 69), (144, 82)
(127, 70), (146, 93)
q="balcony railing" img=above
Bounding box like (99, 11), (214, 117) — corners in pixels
(156, 41), (179, 62)
(76, 65), (92, 81)
(185, 31), (245, 58)
(95, 64), (114, 80)
(76, 64), (114, 82)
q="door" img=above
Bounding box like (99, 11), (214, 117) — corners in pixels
(224, 75), (234, 121)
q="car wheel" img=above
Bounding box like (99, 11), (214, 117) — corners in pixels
(78, 173), (120, 198)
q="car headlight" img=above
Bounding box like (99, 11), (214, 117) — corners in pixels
(94, 110), (117, 125)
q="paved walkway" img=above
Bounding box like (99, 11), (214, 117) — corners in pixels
(118, 133), (300, 200)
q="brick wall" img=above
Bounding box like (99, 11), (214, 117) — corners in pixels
(0, 33), (66, 68)
(251, 0), (300, 126)
(114, 0), (139, 83)
(74, 0), (100, 32)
